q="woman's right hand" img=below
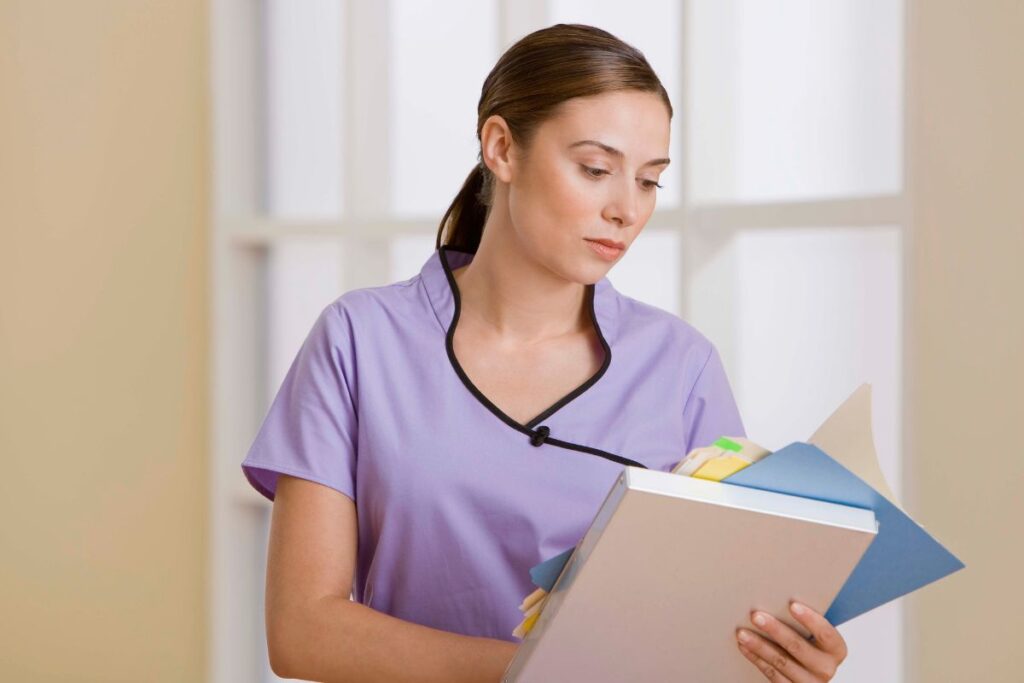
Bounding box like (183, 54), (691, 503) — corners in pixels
(734, 601), (848, 681)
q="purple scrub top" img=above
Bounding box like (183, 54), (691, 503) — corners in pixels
(241, 245), (746, 641)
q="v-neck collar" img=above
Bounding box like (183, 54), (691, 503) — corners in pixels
(420, 245), (619, 431)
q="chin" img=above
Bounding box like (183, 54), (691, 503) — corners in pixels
(574, 259), (613, 286)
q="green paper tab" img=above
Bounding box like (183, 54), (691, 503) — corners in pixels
(713, 437), (743, 452)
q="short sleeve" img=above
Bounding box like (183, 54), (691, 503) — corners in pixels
(241, 302), (358, 502)
(681, 344), (746, 453)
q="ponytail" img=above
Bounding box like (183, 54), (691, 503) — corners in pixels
(435, 161), (493, 254)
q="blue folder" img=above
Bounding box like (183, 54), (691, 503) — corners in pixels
(529, 441), (965, 626)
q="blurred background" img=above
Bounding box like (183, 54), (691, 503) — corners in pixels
(1, 1), (1020, 681)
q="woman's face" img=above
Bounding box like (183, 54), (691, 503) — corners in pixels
(491, 89), (671, 284)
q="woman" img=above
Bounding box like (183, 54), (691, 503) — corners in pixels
(242, 23), (849, 682)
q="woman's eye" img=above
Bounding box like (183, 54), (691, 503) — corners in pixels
(582, 165), (662, 191)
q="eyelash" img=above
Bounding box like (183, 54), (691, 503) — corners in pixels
(581, 165), (663, 191)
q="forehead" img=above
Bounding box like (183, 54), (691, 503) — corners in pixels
(538, 90), (671, 156)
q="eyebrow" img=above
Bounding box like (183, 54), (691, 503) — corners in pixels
(568, 139), (670, 168)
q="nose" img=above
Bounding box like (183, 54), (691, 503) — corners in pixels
(602, 178), (640, 228)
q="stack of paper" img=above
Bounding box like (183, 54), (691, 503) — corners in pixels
(671, 436), (771, 479)
(512, 383), (965, 639)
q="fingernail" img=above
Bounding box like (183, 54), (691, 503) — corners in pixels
(791, 602), (806, 615)
(752, 612), (767, 627)
(737, 629), (751, 642)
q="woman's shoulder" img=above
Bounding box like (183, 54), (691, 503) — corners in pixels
(319, 273), (427, 337)
(325, 272), (421, 314)
(612, 290), (718, 363)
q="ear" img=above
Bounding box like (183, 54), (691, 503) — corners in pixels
(480, 114), (516, 184)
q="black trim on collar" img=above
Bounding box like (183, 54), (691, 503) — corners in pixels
(438, 245), (648, 470)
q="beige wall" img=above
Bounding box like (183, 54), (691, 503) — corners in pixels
(0, 2), (209, 681)
(0, 0), (1021, 681)
(905, 1), (1024, 681)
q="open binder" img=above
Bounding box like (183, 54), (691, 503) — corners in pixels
(502, 384), (965, 682)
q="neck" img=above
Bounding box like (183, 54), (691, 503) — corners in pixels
(449, 223), (592, 346)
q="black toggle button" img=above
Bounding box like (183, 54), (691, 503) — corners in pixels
(530, 425), (551, 447)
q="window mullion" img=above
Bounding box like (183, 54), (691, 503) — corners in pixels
(689, 195), (906, 232)
(500, 0), (549, 44)
(679, 0), (695, 323)
(341, 0), (392, 289)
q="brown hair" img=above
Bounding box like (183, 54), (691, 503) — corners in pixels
(434, 23), (673, 254)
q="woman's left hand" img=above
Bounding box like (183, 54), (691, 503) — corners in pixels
(735, 601), (848, 681)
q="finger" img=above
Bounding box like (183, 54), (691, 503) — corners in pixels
(736, 637), (794, 681)
(751, 609), (839, 680)
(789, 601), (848, 662)
(737, 628), (812, 682)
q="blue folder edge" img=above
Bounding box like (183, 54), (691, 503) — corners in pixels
(528, 441), (966, 626)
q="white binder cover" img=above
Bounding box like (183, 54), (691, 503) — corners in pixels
(503, 466), (878, 682)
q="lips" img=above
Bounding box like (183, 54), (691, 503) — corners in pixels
(585, 238), (625, 261)
(586, 238), (626, 250)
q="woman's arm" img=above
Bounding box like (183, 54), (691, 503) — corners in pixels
(275, 595), (519, 682)
(266, 474), (518, 683)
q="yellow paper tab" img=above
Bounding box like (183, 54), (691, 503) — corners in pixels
(691, 455), (754, 481)
(513, 609), (542, 639)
